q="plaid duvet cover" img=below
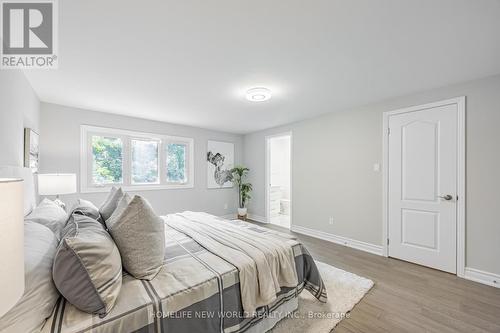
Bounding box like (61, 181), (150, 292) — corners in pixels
(42, 215), (326, 333)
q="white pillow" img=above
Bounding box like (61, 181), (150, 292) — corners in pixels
(0, 222), (60, 333)
(25, 198), (68, 238)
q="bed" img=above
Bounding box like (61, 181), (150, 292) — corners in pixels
(0, 167), (327, 333)
(42, 213), (326, 333)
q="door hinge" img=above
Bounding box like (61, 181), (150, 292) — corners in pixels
(388, 128), (391, 135)
(387, 238), (390, 245)
(456, 195), (459, 201)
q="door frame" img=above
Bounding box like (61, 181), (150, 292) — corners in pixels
(382, 97), (466, 277)
(265, 131), (293, 229)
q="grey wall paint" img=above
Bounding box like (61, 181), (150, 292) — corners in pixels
(3, 70), (499, 276)
(0, 71), (40, 167)
(39, 103), (243, 216)
(243, 74), (500, 276)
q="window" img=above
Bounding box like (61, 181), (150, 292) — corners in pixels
(131, 139), (159, 184)
(91, 136), (123, 185)
(81, 125), (194, 192)
(166, 143), (187, 183)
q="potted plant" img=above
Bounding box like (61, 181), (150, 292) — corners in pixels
(231, 166), (252, 218)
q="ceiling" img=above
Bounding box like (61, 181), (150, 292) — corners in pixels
(24, 0), (500, 134)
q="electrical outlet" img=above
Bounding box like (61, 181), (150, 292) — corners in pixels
(329, 217), (334, 225)
(224, 203), (228, 210)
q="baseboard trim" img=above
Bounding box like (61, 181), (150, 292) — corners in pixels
(219, 214), (236, 220)
(248, 214), (267, 223)
(226, 217), (498, 289)
(291, 225), (383, 256)
(219, 213), (268, 223)
(464, 267), (500, 288)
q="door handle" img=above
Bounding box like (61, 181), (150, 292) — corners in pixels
(438, 194), (453, 201)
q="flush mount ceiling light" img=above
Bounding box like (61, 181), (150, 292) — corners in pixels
(246, 87), (272, 102)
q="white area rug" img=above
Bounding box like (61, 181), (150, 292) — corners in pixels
(271, 261), (374, 333)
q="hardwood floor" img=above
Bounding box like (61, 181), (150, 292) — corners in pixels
(251, 221), (500, 333)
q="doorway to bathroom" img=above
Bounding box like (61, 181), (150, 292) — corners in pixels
(265, 133), (292, 229)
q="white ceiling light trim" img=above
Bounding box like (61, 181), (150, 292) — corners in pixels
(246, 87), (272, 102)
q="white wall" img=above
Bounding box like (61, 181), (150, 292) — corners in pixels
(244, 74), (500, 276)
(0, 71), (40, 167)
(39, 103), (243, 216)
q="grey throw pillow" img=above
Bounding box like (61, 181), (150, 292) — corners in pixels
(106, 195), (165, 280)
(99, 187), (124, 221)
(0, 222), (59, 333)
(105, 193), (132, 227)
(53, 214), (122, 317)
(70, 198), (100, 220)
(25, 198), (68, 237)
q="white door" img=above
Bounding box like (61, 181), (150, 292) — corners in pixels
(388, 103), (458, 273)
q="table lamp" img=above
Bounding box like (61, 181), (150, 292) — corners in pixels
(38, 174), (77, 209)
(0, 178), (24, 317)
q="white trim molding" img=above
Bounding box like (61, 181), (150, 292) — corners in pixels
(219, 214), (237, 220)
(220, 213), (267, 223)
(291, 225), (383, 256)
(464, 267), (500, 288)
(382, 96), (466, 277)
(248, 214), (267, 223)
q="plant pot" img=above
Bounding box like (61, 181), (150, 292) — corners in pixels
(238, 207), (247, 216)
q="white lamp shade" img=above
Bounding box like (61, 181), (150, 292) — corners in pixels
(0, 179), (24, 316)
(38, 174), (77, 196)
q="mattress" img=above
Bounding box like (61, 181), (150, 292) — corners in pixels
(42, 216), (326, 333)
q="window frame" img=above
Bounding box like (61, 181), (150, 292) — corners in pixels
(81, 125), (194, 193)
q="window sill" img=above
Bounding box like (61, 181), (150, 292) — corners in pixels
(80, 184), (194, 193)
